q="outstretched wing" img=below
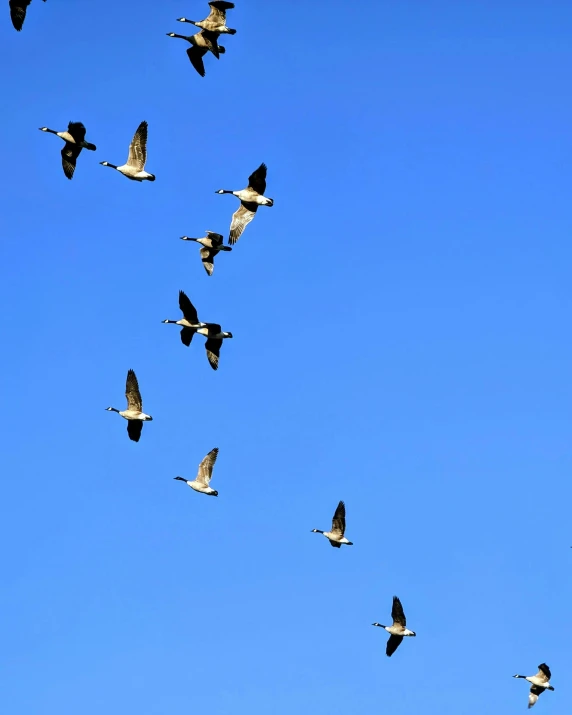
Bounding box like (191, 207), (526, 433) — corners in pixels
(125, 369), (142, 411)
(127, 420), (143, 443)
(205, 338), (222, 370)
(201, 29), (221, 58)
(180, 327), (196, 346)
(61, 144), (81, 180)
(229, 202), (257, 245)
(391, 596), (406, 627)
(529, 685), (545, 709)
(247, 163), (267, 194)
(206, 1), (234, 22)
(536, 664), (551, 682)
(179, 290), (199, 323)
(67, 121), (87, 144)
(328, 540), (342, 548)
(200, 246), (216, 276)
(9, 0), (31, 31)
(186, 45), (207, 77)
(386, 634), (403, 657)
(330, 500), (346, 538)
(196, 447), (219, 486)
(126, 121), (148, 170)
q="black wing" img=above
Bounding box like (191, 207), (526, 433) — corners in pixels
(205, 338), (222, 370)
(186, 46), (207, 77)
(538, 664), (551, 680)
(180, 327), (196, 347)
(179, 290), (199, 323)
(328, 540), (342, 548)
(200, 246), (216, 276)
(61, 144), (81, 180)
(247, 163), (267, 194)
(9, 0), (31, 31)
(209, 1), (235, 11)
(391, 596), (406, 627)
(127, 420), (143, 442)
(202, 29), (221, 58)
(386, 634), (403, 657)
(67, 121), (87, 143)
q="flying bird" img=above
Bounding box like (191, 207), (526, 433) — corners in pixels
(106, 369), (153, 442)
(217, 163), (274, 244)
(513, 664), (554, 709)
(39, 121), (96, 179)
(100, 121), (155, 181)
(162, 290), (233, 370)
(9, 0), (46, 32)
(174, 448), (220, 496)
(180, 231), (232, 275)
(372, 596), (417, 657)
(161, 290), (205, 347)
(178, 2), (236, 34)
(311, 501), (353, 548)
(166, 30), (225, 77)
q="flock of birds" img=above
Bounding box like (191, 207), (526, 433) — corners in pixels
(8, 1), (558, 710)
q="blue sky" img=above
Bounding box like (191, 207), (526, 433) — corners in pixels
(1, 0), (571, 712)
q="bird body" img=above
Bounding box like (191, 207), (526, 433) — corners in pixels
(106, 369), (153, 442)
(312, 501), (353, 548)
(217, 163), (274, 244)
(514, 664), (554, 708)
(372, 596), (416, 657)
(181, 231), (232, 276)
(174, 448), (220, 496)
(39, 122), (96, 179)
(100, 121), (155, 181)
(9, 0), (46, 31)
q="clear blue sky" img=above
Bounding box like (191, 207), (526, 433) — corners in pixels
(1, 1), (571, 712)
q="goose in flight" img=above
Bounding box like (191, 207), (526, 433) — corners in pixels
(178, 2), (236, 34)
(180, 231), (232, 275)
(216, 163), (274, 244)
(100, 121), (155, 181)
(513, 664), (554, 708)
(162, 291), (232, 370)
(311, 501), (353, 548)
(174, 448), (220, 496)
(9, 0), (45, 31)
(372, 596), (417, 657)
(162, 290), (206, 347)
(166, 30), (225, 77)
(39, 121), (96, 179)
(106, 369), (153, 442)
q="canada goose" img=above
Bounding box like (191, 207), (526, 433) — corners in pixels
(216, 163), (274, 244)
(105, 369), (153, 442)
(372, 596), (417, 657)
(162, 290), (232, 370)
(311, 500), (353, 548)
(162, 290), (205, 346)
(100, 121), (155, 182)
(167, 30), (225, 77)
(174, 447), (219, 496)
(178, 1), (236, 35)
(9, 0), (45, 31)
(180, 231), (232, 275)
(39, 121), (96, 180)
(513, 664), (554, 708)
